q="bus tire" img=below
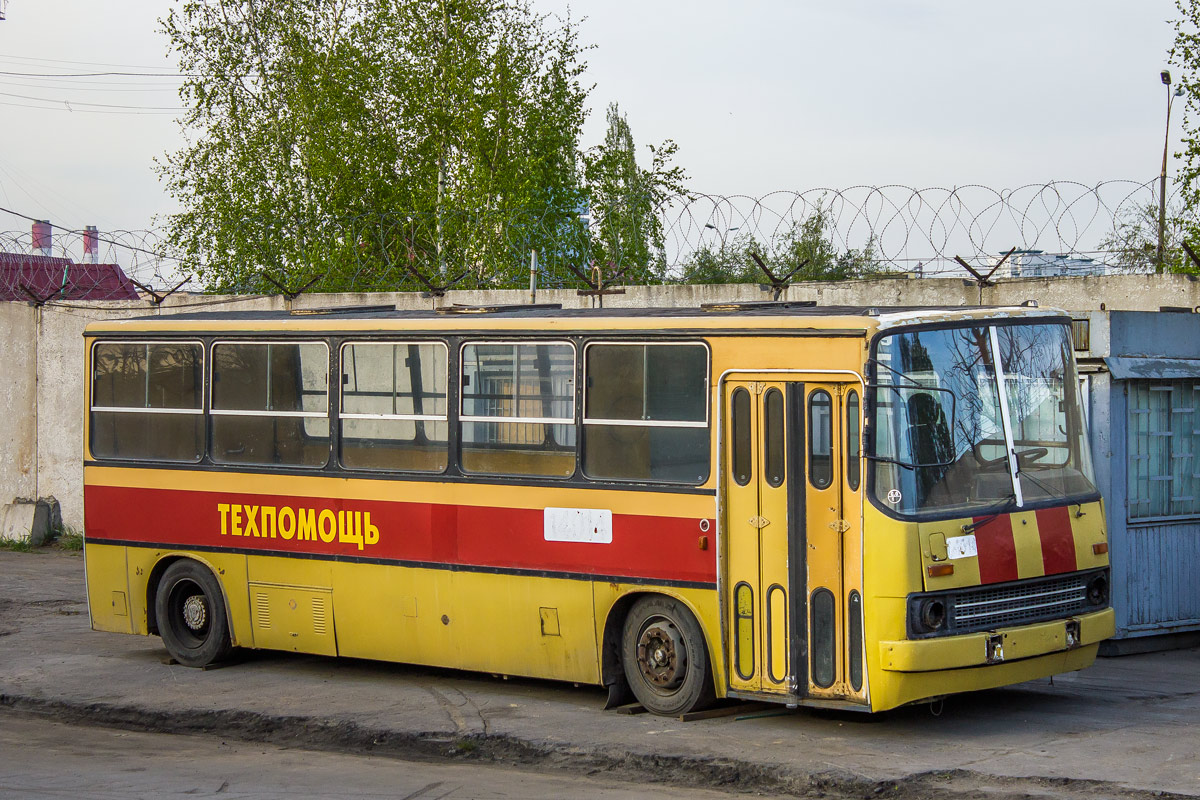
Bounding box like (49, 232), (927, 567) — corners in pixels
(155, 560), (233, 668)
(621, 595), (715, 716)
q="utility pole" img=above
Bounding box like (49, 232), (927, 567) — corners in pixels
(529, 249), (538, 304)
(1159, 70), (1185, 273)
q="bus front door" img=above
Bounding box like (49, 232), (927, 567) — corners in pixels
(802, 382), (866, 703)
(725, 379), (865, 703)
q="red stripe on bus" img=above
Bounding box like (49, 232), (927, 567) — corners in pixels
(84, 485), (717, 585)
(971, 514), (1018, 584)
(1035, 505), (1078, 575)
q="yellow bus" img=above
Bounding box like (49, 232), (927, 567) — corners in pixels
(83, 302), (1114, 715)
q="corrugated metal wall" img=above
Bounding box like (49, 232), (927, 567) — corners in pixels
(1102, 312), (1200, 640)
(1118, 522), (1200, 633)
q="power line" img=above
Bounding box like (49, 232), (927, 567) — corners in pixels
(0, 99), (179, 115)
(0, 90), (181, 111)
(0, 69), (188, 78)
(0, 54), (177, 70)
(0, 81), (182, 94)
(0, 78), (183, 93)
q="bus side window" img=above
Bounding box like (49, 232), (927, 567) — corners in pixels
(582, 343), (710, 484)
(211, 342), (330, 468)
(459, 342), (576, 477)
(340, 342), (449, 473)
(90, 341), (205, 463)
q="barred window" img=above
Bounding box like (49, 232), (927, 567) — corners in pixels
(1127, 380), (1200, 520)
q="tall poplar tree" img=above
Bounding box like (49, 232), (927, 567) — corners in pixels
(583, 103), (687, 283)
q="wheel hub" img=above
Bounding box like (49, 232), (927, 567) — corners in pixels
(637, 618), (687, 690)
(182, 594), (208, 632)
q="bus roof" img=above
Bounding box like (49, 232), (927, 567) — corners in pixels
(83, 303), (1068, 336)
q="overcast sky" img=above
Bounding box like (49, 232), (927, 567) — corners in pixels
(0, 1), (1186, 243)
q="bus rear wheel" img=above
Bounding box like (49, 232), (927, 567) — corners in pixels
(621, 596), (714, 716)
(155, 560), (233, 668)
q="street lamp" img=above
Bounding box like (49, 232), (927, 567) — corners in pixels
(1159, 70), (1185, 273)
(703, 223), (740, 244)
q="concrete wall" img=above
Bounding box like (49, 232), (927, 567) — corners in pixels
(2, 273), (1197, 530)
(0, 302), (38, 504)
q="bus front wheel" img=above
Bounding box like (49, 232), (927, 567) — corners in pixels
(621, 596), (714, 716)
(155, 560), (233, 668)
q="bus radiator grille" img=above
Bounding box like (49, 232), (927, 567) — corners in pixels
(908, 569), (1108, 639)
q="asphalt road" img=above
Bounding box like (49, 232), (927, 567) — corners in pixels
(0, 712), (746, 800)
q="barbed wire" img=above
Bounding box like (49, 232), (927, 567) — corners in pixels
(0, 179), (1191, 303)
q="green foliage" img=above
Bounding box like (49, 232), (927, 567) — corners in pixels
(680, 198), (881, 284)
(582, 103), (688, 283)
(679, 232), (762, 284)
(159, 0), (592, 292)
(1168, 1), (1200, 260)
(1097, 201), (1193, 273)
(56, 526), (84, 552)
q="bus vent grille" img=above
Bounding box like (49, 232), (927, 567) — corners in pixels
(254, 593), (271, 629)
(312, 596), (328, 636)
(948, 572), (1091, 634)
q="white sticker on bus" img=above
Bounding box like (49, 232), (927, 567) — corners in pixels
(544, 507), (613, 544)
(946, 534), (978, 560)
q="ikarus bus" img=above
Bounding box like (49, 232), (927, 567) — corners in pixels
(82, 301), (1113, 715)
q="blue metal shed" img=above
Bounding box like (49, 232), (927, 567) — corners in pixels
(1081, 310), (1200, 652)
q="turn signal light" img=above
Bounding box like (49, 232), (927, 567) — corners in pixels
(1092, 543), (1108, 555)
(927, 563), (954, 578)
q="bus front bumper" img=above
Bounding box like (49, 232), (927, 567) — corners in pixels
(879, 608), (1115, 672)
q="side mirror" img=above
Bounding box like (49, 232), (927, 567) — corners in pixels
(864, 383), (958, 469)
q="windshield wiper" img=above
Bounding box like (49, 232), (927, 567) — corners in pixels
(1017, 468), (1090, 518)
(961, 493), (1019, 534)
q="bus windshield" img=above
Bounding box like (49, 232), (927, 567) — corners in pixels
(870, 320), (1097, 518)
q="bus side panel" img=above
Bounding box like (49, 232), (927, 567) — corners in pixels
(332, 564), (600, 684)
(246, 554), (333, 651)
(448, 571), (598, 683)
(246, 553), (333, 589)
(331, 561), (441, 665)
(85, 542), (132, 634)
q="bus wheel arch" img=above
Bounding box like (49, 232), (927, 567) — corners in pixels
(615, 593), (716, 716)
(145, 555), (188, 635)
(151, 558), (234, 667)
(600, 592), (643, 707)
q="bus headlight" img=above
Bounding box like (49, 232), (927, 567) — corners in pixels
(1086, 573), (1109, 606)
(909, 595), (948, 635)
(920, 598), (947, 631)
